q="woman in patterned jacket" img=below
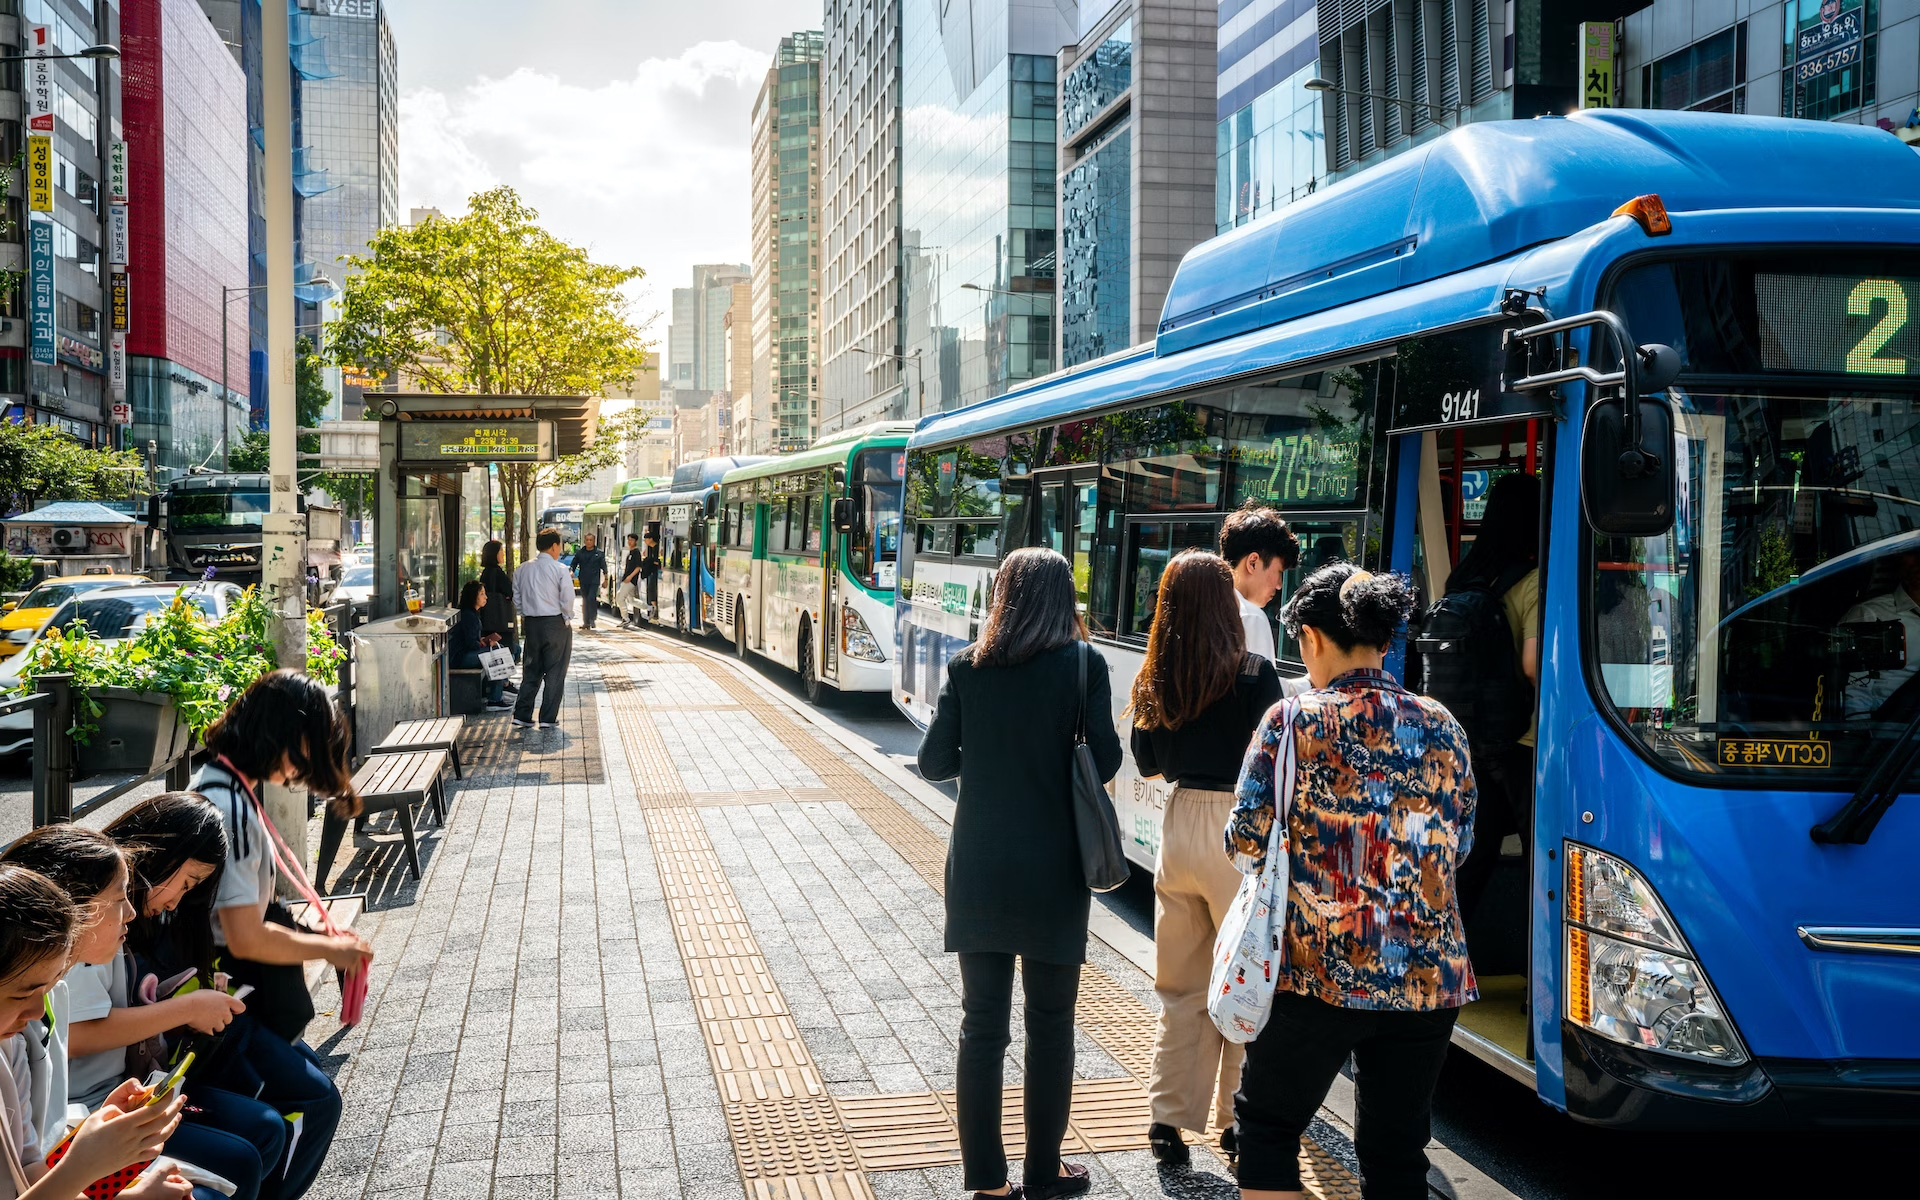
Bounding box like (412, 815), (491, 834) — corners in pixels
(1226, 563), (1477, 1200)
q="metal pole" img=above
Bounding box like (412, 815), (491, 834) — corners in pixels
(34, 673), (74, 825)
(221, 289), (230, 470)
(262, 0), (308, 865)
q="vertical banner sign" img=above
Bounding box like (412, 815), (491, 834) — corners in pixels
(107, 202), (130, 267)
(26, 28), (55, 131)
(1580, 22), (1616, 108)
(28, 220), (56, 366)
(110, 271), (129, 333)
(109, 142), (129, 203)
(26, 137), (53, 213)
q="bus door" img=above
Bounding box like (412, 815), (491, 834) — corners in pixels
(822, 467), (845, 685)
(1032, 467), (1101, 619)
(1386, 397), (1552, 1074)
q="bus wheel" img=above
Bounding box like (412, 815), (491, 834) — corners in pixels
(799, 621), (827, 706)
(735, 603), (749, 659)
(674, 594), (687, 636)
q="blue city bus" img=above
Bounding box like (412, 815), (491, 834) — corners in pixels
(619, 456), (768, 634)
(892, 110), (1920, 1127)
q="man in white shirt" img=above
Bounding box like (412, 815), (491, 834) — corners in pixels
(512, 527), (576, 728)
(1842, 550), (1920, 719)
(1220, 502), (1309, 694)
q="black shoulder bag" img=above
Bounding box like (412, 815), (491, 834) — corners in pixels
(1072, 642), (1131, 893)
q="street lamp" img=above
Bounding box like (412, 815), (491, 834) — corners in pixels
(0, 44), (120, 62)
(1304, 76), (1463, 124)
(849, 346), (925, 422)
(960, 282), (1045, 302)
(219, 273), (334, 470)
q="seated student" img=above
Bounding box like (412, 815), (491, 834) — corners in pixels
(192, 672), (364, 1198)
(0, 862), (187, 1200)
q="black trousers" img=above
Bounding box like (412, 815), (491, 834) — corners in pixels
(1235, 991), (1458, 1198)
(956, 952), (1081, 1191)
(577, 576), (602, 627)
(513, 614), (572, 724)
(1455, 742), (1535, 939)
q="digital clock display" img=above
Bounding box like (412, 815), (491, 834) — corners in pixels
(1756, 274), (1920, 377)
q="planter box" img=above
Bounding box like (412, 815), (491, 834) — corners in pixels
(91, 688), (191, 774)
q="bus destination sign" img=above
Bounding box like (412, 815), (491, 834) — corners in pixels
(400, 420), (556, 463)
(1390, 322), (1556, 434)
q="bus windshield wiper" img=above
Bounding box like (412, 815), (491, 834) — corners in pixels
(1810, 707), (1920, 845)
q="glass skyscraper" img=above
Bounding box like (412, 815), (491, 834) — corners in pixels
(750, 32), (824, 454)
(900, 0), (1073, 414)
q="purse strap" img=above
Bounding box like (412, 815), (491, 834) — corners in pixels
(1074, 642), (1089, 747)
(1266, 696), (1304, 861)
(216, 757), (343, 939)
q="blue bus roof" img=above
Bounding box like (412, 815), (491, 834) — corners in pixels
(912, 109), (1920, 449)
(669, 456), (771, 492)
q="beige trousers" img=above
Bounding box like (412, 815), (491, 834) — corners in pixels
(1147, 786), (1246, 1132)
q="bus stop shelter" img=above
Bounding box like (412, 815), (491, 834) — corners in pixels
(370, 393), (600, 620)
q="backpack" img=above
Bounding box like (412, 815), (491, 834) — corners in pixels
(1414, 564), (1533, 751)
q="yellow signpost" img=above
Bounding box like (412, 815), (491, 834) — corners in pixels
(1581, 22), (1617, 109)
(26, 136), (52, 213)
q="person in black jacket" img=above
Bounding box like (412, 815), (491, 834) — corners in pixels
(452, 579), (510, 709)
(572, 533), (609, 631)
(1129, 549), (1281, 1167)
(479, 539), (520, 690)
(917, 547), (1122, 1200)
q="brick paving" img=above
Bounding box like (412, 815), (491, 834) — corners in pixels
(299, 632), (1295, 1199)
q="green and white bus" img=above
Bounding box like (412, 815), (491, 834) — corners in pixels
(715, 423), (909, 702)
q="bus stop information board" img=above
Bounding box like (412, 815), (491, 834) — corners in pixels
(400, 420), (556, 462)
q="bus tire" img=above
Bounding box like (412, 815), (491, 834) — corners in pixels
(799, 620), (827, 706)
(735, 601), (749, 659)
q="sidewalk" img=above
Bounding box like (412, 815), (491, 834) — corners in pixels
(303, 630), (1367, 1200)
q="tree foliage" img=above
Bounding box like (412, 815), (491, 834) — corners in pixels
(0, 420), (147, 517)
(327, 187), (648, 562)
(228, 335), (333, 474)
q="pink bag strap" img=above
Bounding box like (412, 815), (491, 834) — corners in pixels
(215, 757), (342, 938)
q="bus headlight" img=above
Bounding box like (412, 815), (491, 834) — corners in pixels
(1564, 844), (1748, 1066)
(841, 607), (885, 661)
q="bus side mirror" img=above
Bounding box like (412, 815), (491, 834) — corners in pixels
(690, 517), (708, 546)
(704, 493), (719, 517)
(831, 498), (855, 534)
(1581, 392), (1677, 538)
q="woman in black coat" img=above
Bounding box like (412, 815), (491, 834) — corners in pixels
(917, 547), (1123, 1200)
(478, 539), (519, 677)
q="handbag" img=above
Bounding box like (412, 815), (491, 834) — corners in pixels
(477, 647), (515, 680)
(1071, 642), (1130, 893)
(1208, 697), (1302, 1044)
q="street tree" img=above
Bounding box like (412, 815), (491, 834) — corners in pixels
(0, 419), (147, 517)
(232, 334), (333, 473)
(327, 187), (648, 564)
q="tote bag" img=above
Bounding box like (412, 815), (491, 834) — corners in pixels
(477, 647), (515, 681)
(1071, 643), (1130, 893)
(1207, 697), (1301, 1044)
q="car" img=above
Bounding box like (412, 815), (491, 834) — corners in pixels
(0, 573), (152, 635)
(0, 583), (244, 756)
(333, 563), (373, 619)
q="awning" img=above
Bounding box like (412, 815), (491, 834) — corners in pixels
(371, 393), (602, 457)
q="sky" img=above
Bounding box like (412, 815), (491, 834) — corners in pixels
(385, 0), (818, 332)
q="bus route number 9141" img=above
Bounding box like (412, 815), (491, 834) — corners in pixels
(1440, 389), (1482, 424)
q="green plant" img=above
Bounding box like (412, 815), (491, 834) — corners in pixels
(0, 550), (36, 593)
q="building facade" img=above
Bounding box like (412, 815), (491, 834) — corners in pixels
(900, 0), (1072, 415)
(821, 0), (905, 436)
(1215, 0), (1325, 233)
(750, 32), (824, 455)
(1057, 0), (1217, 369)
(3, 1), (127, 449)
(668, 263), (751, 395)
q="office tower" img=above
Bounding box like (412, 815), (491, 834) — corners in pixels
(900, 0), (1071, 414)
(4, 1), (125, 447)
(1056, 0), (1216, 369)
(750, 31), (824, 454)
(821, 0), (904, 435)
(668, 263), (751, 395)
(1215, 0), (1324, 232)
(194, 0), (270, 426)
(724, 281), (751, 452)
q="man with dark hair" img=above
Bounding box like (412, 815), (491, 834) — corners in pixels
(617, 533), (645, 628)
(572, 532), (608, 632)
(511, 526), (575, 728)
(1219, 503), (1300, 662)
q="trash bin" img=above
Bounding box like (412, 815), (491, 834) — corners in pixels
(351, 608), (454, 751)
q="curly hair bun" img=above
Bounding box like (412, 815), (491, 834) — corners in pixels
(1338, 569), (1415, 647)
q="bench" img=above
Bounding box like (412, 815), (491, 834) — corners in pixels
(368, 715), (467, 779)
(315, 747), (449, 892)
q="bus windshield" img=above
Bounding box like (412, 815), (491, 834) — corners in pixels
(1600, 254), (1920, 779)
(170, 491), (270, 532)
(849, 448), (904, 590)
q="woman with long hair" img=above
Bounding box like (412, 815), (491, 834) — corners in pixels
(917, 547), (1123, 1200)
(1227, 564), (1476, 1200)
(452, 580), (511, 710)
(1129, 550), (1280, 1166)
(479, 539), (520, 680)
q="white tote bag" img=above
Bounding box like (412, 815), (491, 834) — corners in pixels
(1207, 698), (1301, 1044)
(477, 647), (516, 681)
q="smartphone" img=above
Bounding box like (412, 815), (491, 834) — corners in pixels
(231, 985), (255, 1001)
(143, 1051), (195, 1107)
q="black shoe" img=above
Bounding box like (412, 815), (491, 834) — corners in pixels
(1025, 1164), (1090, 1200)
(1147, 1123), (1189, 1167)
(970, 1190), (1023, 1200)
(1219, 1126), (1238, 1162)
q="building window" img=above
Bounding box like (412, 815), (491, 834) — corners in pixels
(1060, 20), (1131, 139)
(1216, 65), (1324, 234)
(1060, 124), (1130, 368)
(1644, 23), (1747, 112)
(1781, 0), (1875, 121)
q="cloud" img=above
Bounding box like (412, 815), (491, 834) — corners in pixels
(399, 41), (769, 329)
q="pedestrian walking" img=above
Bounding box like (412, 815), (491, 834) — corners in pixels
(479, 540), (520, 692)
(451, 581), (512, 711)
(639, 531), (662, 619)
(572, 532), (608, 631)
(917, 547), (1122, 1200)
(513, 527), (576, 728)
(1128, 550), (1280, 1167)
(617, 533), (644, 626)
(1219, 502), (1299, 665)
(1226, 564), (1476, 1200)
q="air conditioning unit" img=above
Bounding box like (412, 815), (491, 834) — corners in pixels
(50, 527), (90, 551)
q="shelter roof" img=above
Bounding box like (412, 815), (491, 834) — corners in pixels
(372, 393), (602, 457)
(4, 501), (141, 525)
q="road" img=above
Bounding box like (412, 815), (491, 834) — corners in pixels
(712, 630), (1906, 1200)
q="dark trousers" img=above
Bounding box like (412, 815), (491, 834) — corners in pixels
(577, 575), (602, 628)
(168, 1084), (287, 1200)
(955, 952), (1081, 1191)
(198, 1018), (343, 1200)
(1455, 742), (1535, 942)
(514, 614), (572, 724)
(1235, 991), (1458, 1198)
(454, 649), (505, 703)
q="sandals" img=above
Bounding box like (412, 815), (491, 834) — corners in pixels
(1147, 1123), (1190, 1166)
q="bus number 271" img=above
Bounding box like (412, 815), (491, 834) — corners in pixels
(1440, 389), (1481, 424)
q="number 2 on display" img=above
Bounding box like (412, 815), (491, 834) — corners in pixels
(1847, 278), (1909, 376)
